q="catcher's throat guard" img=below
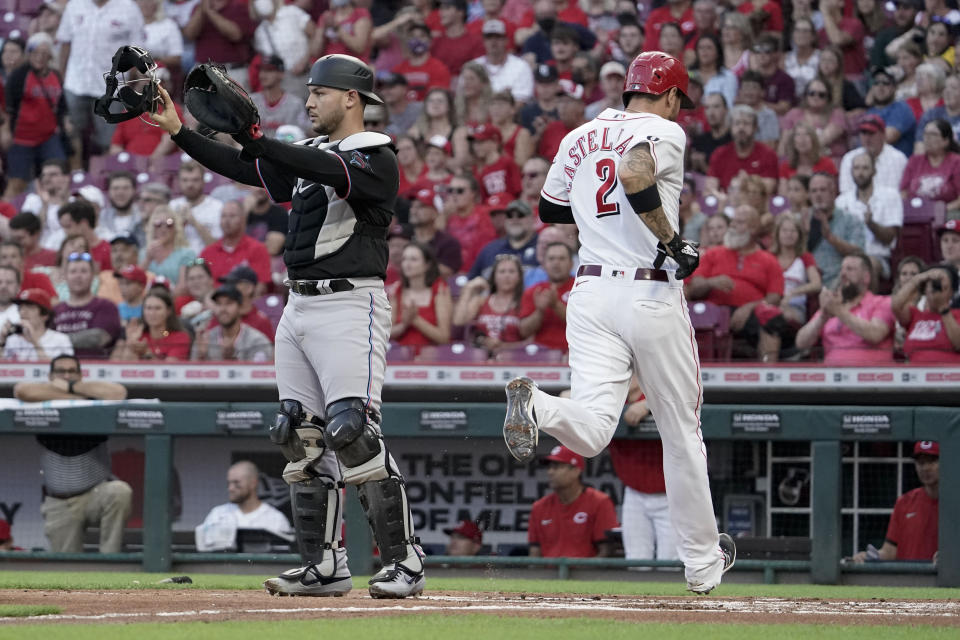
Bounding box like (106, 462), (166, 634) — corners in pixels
(94, 46), (161, 124)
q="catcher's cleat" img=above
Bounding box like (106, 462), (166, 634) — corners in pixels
(264, 563), (353, 597)
(687, 533), (736, 595)
(368, 545), (425, 599)
(503, 377), (539, 463)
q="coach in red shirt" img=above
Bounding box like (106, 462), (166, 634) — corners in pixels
(528, 445), (619, 558)
(706, 104), (779, 195)
(852, 441), (939, 563)
(686, 204), (786, 361)
(519, 241), (574, 352)
(199, 200), (271, 287)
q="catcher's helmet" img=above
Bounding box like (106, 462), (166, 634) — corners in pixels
(622, 51), (694, 109)
(307, 55), (383, 105)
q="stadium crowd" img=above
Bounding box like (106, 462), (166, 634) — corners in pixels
(0, 0), (958, 364)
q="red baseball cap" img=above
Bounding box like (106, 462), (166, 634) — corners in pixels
(443, 519), (483, 544)
(0, 519), (9, 541)
(117, 264), (148, 285)
(414, 188), (438, 209)
(425, 135), (453, 155)
(14, 288), (52, 313)
(543, 444), (585, 471)
(914, 441), (939, 457)
(858, 114), (885, 134)
(937, 219), (960, 237)
(468, 123), (502, 144)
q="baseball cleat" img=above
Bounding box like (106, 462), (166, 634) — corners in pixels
(264, 563), (353, 597)
(687, 533), (736, 595)
(503, 376), (538, 463)
(368, 546), (425, 599)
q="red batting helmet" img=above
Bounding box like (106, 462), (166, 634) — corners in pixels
(622, 51), (695, 109)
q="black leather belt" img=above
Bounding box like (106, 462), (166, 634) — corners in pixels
(577, 265), (669, 282)
(286, 279), (355, 296)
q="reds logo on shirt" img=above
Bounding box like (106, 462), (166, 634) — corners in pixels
(573, 511), (588, 524)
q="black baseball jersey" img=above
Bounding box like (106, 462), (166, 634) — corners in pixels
(256, 134), (398, 280)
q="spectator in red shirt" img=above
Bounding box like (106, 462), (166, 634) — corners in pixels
(9, 213), (57, 271)
(734, 0), (783, 35)
(644, 0), (695, 53)
(389, 242), (453, 349)
(408, 134), (454, 202)
(441, 174), (497, 271)
(528, 445), (619, 558)
(393, 22), (452, 101)
(56, 201), (111, 273)
(409, 189), (463, 277)
(490, 90), (532, 166)
(2, 33), (66, 200)
(108, 101), (181, 159)
(214, 265), (275, 342)
(892, 264), (960, 363)
(466, 0), (520, 49)
(431, 0), (484, 75)
(310, 0), (373, 61)
(183, 0), (257, 85)
(779, 122), (839, 194)
(852, 441), (939, 563)
(519, 241), (574, 351)
(686, 204), (787, 361)
(818, 0), (866, 78)
(111, 288), (191, 361)
(706, 104), (779, 196)
(454, 253), (526, 355)
(470, 122), (522, 201)
(199, 200), (271, 290)
(683, 0), (720, 66)
(0, 240), (57, 301)
(536, 80), (586, 161)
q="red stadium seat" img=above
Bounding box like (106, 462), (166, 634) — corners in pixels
(891, 198), (946, 267)
(88, 153), (150, 189)
(0, 11), (29, 39)
(494, 344), (566, 364)
(253, 294), (285, 333)
(202, 170), (235, 194)
(687, 301), (732, 361)
(0, 0), (17, 13)
(416, 343), (490, 363)
(698, 194), (720, 217)
(16, 0), (45, 15)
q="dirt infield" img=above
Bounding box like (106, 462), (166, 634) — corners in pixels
(1, 589), (959, 627)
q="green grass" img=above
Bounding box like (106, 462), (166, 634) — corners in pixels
(0, 604), (60, 618)
(0, 569), (958, 600)
(0, 618), (956, 640)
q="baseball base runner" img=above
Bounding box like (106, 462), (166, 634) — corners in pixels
(503, 51), (735, 594)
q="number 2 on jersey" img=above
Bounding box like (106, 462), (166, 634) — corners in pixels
(594, 158), (621, 218)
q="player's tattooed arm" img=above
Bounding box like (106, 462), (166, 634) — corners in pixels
(618, 142), (675, 245)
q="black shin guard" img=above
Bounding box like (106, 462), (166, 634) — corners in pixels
(357, 476), (415, 564)
(291, 476), (342, 571)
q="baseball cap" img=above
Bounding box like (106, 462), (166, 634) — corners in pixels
(0, 519), (9, 542)
(558, 78), (585, 100)
(377, 71), (408, 87)
(937, 219), (960, 237)
(212, 284), (243, 304)
(443, 519), (483, 544)
(535, 64), (558, 83)
(859, 114), (885, 134)
(542, 444), (585, 471)
(117, 264), (147, 285)
(871, 65), (895, 82)
(599, 61), (626, 79)
(72, 185), (104, 209)
(468, 123), (502, 143)
(219, 264), (259, 285)
(913, 441), (940, 457)
(387, 223), (412, 240)
(110, 234), (140, 248)
(13, 288), (52, 313)
(149, 275), (171, 290)
(261, 55), (285, 72)
(482, 19), (507, 36)
(506, 199), (532, 217)
(413, 189), (438, 209)
(425, 134), (453, 155)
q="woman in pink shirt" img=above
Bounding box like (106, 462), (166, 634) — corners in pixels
(892, 264), (960, 363)
(901, 119), (960, 211)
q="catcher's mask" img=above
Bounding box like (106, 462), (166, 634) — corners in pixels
(94, 46), (161, 124)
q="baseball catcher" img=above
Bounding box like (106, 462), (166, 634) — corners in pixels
(141, 55), (424, 598)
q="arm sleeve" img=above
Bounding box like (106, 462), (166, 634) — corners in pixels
(539, 197), (575, 223)
(170, 127), (266, 188)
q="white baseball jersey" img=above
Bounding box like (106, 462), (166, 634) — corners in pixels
(541, 108), (686, 269)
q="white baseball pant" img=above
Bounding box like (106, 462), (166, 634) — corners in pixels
(527, 268), (724, 587)
(621, 487), (680, 561)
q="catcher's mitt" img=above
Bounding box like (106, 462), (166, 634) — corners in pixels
(184, 63), (261, 138)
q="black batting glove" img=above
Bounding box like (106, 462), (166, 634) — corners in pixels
(655, 233), (700, 280)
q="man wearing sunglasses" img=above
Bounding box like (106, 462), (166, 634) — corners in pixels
(149, 54), (426, 598)
(865, 66), (917, 157)
(14, 355), (131, 553)
(467, 200), (538, 280)
(748, 35), (795, 117)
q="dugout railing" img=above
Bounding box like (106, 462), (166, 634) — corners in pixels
(0, 402), (955, 587)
